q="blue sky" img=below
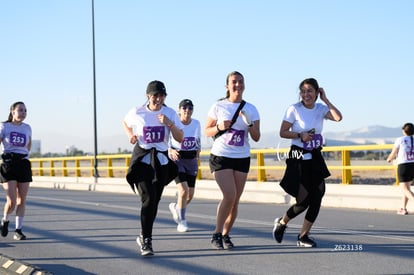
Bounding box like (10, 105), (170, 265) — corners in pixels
(1, 0), (413, 153)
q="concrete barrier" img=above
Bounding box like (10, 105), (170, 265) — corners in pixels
(32, 176), (405, 212)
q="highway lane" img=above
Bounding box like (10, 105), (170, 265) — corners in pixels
(0, 187), (413, 274)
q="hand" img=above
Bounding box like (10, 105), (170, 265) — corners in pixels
(318, 87), (328, 102)
(129, 135), (138, 145)
(219, 120), (232, 131)
(301, 131), (314, 142)
(168, 149), (179, 161)
(158, 114), (173, 127)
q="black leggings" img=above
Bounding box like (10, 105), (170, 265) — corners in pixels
(135, 162), (168, 238)
(286, 160), (326, 223)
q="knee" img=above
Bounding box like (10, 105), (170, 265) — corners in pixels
(178, 188), (188, 198)
(6, 200), (16, 211)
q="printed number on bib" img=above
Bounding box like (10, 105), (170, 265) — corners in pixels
(181, 137), (196, 150)
(10, 132), (26, 147)
(227, 129), (245, 146)
(406, 151), (414, 161)
(303, 134), (323, 150)
(143, 126), (165, 143)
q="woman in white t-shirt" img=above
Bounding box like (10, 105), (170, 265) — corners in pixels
(0, 102), (32, 241)
(168, 99), (201, 233)
(123, 80), (184, 256)
(205, 71), (260, 250)
(273, 78), (342, 248)
(386, 122), (414, 215)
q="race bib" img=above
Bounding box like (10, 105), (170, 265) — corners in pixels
(143, 126), (165, 143)
(227, 129), (245, 146)
(303, 134), (323, 150)
(406, 151), (414, 161)
(181, 137), (197, 150)
(10, 132), (26, 147)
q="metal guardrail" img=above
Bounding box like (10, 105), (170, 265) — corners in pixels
(29, 144), (396, 184)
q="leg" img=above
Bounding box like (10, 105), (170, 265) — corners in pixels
(213, 169), (237, 234)
(3, 181), (18, 220)
(187, 187), (195, 204)
(15, 182), (30, 230)
(400, 181), (414, 209)
(15, 182), (30, 218)
(176, 181), (189, 221)
(222, 170), (247, 236)
(137, 180), (157, 238)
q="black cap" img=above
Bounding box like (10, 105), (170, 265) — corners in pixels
(179, 99), (193, 108)
(146, 80), (167, 95)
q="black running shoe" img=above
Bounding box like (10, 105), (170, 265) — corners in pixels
(297, 234), (316, 248)
(14, 229), (26, 240)
(211, 233), (224, 250)
(1, 219), (9, 237)
(136, 235), (154, 256)
(223, 235), (234, 250)
(272, 217), (286, 243)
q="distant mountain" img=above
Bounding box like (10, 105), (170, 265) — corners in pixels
(323, 125), (400, 146)
(253, 125), (401, 149)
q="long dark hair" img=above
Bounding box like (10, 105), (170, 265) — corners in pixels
(299, 78), (319, 101)
(402, 122), (414, 150)
(4, 101), (25, 123)
(219, 71), (244, 100)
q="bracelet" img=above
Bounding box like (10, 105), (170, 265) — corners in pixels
(167, 122), (174, 129)
(297, 132), (301, 139)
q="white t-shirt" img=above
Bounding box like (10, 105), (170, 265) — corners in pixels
(283, 102), (329, 149)
(124, 104), (183, 152)
(208, 99), (260, 158)
(169, 118), (201, 151)
(0, 122), (32, 155)
(393, 136), (414, 164)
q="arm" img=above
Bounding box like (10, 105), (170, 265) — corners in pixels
(122, 120), (138, 144)
(319, 88), (343, 122)
(386, 146), (398, 163)
(27, 136), (32, 152)
(249, 120), (261, 142)
(205, 117), (220, 137)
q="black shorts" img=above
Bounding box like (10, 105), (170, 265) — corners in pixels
(0, 159), (33, 183)
(397, 162), (414, 182)
(209, 154), (250, 173)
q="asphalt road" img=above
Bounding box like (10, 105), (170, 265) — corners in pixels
(0, 187), (413, 275)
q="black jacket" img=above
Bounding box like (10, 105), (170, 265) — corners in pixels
(126, 144), (177, 192)
(280, 145), (330, 197)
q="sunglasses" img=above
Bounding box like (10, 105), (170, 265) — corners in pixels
(181, 106), (193, 110)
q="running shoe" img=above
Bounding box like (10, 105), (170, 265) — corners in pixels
(272, 217), (286, 243)
(397, 208), (408, 215)
(1, 219), (9, 237)
(13, 229), (26, 240)
(136, 235), (154, 256)
(177, 220), (189, 232)
(297, 234), (316, 247)
(169, 203), (179, 224)
(223, 234), (234, 249)
(211, 233), (224, 250)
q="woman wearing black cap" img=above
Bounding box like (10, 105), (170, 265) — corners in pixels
(387, 122), (414, 215)
(168, 99), (201, 233)
(205, 71), (261, 250)
(122, 80), (184, 256)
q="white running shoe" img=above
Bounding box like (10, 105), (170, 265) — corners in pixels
(169, 203), (179, 224)
(177, 220), (189, 232)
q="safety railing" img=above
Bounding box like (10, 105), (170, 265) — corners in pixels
(29, 144), (396, 184)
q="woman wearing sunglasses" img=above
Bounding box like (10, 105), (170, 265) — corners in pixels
(168, 99), (201, 232)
